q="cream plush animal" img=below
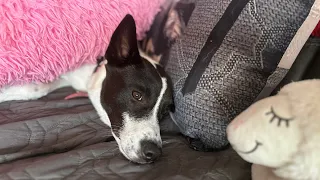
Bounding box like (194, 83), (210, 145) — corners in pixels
(227, 79), (320, 180)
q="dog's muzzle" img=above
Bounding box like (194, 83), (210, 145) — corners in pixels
(140, 140), (162, 163)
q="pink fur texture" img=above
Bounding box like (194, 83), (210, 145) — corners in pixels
(0, 0), (164, 88)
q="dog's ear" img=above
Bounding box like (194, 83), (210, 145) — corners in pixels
(105, 14), (140, 66)
(138, 1), (195, 66)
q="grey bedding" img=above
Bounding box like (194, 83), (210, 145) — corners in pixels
(0, 88), (251, 180)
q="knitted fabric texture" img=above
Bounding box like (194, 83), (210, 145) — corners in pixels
(166, 0), (314, 148)
(0, 0), (164, 88)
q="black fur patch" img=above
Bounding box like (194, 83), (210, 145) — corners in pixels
(99, 15), (174, 137)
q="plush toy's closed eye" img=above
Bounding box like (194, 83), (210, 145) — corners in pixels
(266, 107), (294, 128)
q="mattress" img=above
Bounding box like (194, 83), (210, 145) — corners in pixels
(0, 88), (251, 180)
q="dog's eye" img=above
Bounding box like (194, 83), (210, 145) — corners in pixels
(265, 107), (293, 128)
(132, 91), (142, 101)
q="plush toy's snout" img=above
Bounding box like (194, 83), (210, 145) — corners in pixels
(227, 79), (320, 180)
(229, 118), (244, 130)
(227, 95), (302, 168)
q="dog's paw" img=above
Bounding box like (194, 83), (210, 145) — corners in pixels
(64, 91), (89, 100)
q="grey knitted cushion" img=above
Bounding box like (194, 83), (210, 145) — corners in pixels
(164, 0), (314, 149)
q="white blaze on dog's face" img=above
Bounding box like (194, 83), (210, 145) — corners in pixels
(88, 15), (174, 164)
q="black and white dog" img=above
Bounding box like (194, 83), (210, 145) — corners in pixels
(0, 15), (175, 164)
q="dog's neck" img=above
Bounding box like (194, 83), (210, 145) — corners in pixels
(86, 60), (111, 126)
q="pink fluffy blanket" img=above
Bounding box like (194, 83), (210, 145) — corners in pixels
(0, 0), (164, 88)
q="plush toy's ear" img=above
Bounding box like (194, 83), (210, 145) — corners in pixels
(105, 14), (140, 66)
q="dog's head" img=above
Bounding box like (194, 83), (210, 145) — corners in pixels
(88, 15), (174, 164)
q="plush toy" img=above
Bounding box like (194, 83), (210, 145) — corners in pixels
(227, 79), (320, 180)
(0, 0), (164, 88)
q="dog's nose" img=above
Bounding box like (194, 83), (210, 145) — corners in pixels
(141, 140), (162, 162)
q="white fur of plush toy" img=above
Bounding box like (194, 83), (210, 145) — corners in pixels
(227, 79), (320, 180)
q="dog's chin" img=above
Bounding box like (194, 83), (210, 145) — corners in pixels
(113, 134), (149, 164)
